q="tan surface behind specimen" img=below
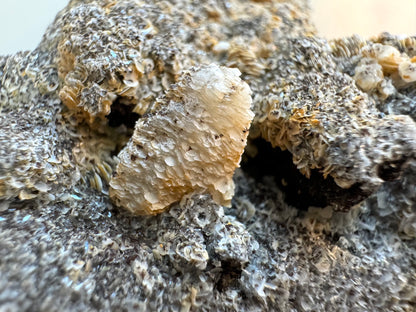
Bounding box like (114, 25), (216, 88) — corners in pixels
(312, 0), (416, 38)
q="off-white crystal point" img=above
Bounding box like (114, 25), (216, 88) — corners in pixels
(109, 64), (254, 215)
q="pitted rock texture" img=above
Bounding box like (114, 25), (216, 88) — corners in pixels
(1, 0), (416, 311)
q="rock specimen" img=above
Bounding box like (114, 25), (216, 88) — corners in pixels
(249, 36), (416, 211)
(47, 0), (416, 213)
(110, 64), (253, 215)
(1, 0), (416, 311)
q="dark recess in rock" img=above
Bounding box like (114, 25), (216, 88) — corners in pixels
(215, 259), (244, 292)
(242, 139), (372, 211)
(377, 158), (408, 181)
(106, 97), (140, 129)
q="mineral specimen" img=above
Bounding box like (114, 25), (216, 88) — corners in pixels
(110, 64), (253, 215)
(249, 36), (416, 210)
(1, 0), (416, 311)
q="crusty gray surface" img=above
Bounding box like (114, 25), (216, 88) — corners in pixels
(0, 0), (415, 311)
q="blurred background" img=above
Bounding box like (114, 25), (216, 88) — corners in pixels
(0, 0), (67, 55)
(311, 0), (416, 38)
(0, 0), (415, 55)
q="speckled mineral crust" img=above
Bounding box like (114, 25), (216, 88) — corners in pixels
(110, 64), (253, 214)
(249, 36), (416, 211)
(1, 0), (416, 311)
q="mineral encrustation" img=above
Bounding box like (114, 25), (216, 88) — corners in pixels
(0, 0), (416, 311)
(110, 64), (253, 215)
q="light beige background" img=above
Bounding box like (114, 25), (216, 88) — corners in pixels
(311, 0), (416, 38)
(0, 0), (415, 55)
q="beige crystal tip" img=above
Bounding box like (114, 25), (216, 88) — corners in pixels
(109, 64), (254, 215)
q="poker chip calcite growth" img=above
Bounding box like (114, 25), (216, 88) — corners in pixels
(110, 65), (253, 215)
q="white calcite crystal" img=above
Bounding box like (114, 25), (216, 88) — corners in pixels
(354, 42), (416, 90)
(353, 58), (384, 91)
(398, 58), (416, 83)
(109, 64), (253, 215)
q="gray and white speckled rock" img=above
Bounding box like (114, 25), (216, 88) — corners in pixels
(1, 0), (416, 311)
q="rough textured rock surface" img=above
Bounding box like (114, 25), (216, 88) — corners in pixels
(0, 0), (416, 311)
